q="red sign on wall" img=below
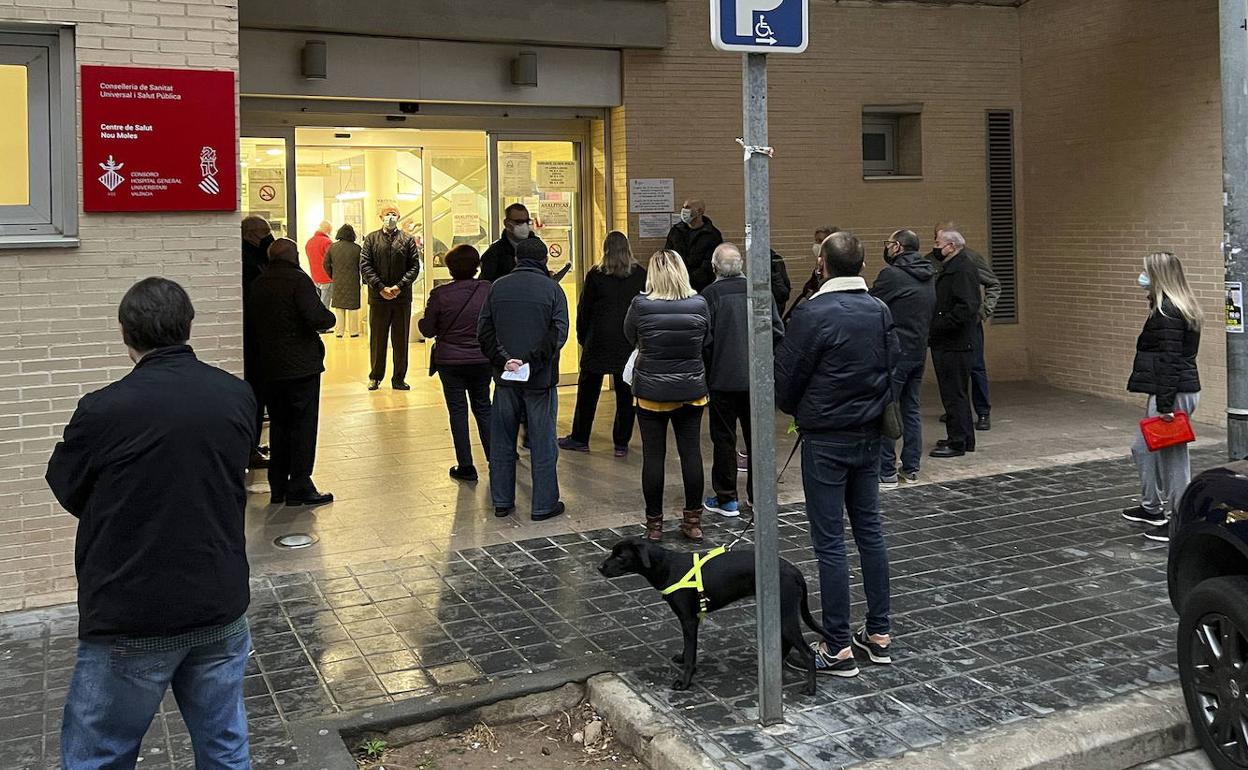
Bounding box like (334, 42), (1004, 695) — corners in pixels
(81, 65), (237, 212)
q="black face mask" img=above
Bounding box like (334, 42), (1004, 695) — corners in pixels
(259, 233), (275, 249)
(883, 246), (894, 265)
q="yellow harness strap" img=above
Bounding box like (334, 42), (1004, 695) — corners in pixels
(660, 546), (727, 618)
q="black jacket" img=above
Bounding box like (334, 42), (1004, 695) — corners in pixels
(928, 245), (1003, 321)
(478, 261), (570, 389)
(360, 227), (421, 304)
(241, 236), (272, 379)
(577, 266), (647, 373)
(624, 294), (711, 403)
(775, 280), (899, 434)
(247, 260), (337, 383)
(770, 250), (792, 310)
(46, 346), (256, 640)
(664, 218), (724, 292)
(870, 251), (937, 364)
(928, 251), (982, 352)
(1127, 299), (1202, 413)
(701, 275), (784, 392)
(480, 231), (543, 283)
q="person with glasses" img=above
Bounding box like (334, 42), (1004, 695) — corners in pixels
(481, 203), (572, 283)
(928, 230), (982, 458)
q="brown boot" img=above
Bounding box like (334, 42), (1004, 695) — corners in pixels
(645, 515), (664, 542)
(680, 508), (704, 543)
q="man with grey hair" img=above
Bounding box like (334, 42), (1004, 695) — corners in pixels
(928, 229), (981, 458)
(700, 242), (784, 516)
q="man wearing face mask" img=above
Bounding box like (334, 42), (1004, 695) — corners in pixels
(870, 230), (936, 487)
(242, 215), (275, 470)
(482, 203), (551, 283)
(664, 199), (724, 292)
(785, 225), (839, 322)
(361, 206), (422, 391)
(928, 230), (981, 458)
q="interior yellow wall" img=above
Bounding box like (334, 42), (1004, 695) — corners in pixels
(0, 65), (29, 206)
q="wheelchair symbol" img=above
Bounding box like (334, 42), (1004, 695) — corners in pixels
(754, 14), (777, 44)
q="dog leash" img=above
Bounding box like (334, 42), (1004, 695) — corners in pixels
(723, 434), (799, 552)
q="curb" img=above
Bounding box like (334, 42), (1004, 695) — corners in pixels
(856, 684), (1196, 770)
(587, 674), (718, 770)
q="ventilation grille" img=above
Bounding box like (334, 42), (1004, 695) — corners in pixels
(986, 110), (1018, 323)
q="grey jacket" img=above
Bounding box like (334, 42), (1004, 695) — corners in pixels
(700, 275), (784, 392)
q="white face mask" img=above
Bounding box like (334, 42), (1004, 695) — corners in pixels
(812, 242), (822, 258)
(680, 208), (695, 225)
(1138, 272), (1151, 288)
(383, 214), (398, 228)
(510, 222), (531, 240)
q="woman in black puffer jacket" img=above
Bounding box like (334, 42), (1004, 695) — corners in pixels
(1123, 251), (1202, 544)
(624, 250), (711, 542)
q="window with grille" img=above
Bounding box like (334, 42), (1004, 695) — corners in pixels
(986, 110), (1017, 323)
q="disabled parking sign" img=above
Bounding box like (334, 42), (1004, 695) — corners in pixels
(710, 0), (808, 53)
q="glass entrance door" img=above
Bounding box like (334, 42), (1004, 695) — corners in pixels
(490, 138), (585, 383)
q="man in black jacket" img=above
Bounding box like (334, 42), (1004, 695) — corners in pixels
(480, 203), (570, 283)
(249, 238), (337, 506)
(241, 215), (273, 470)
(871, 230), (936, 485)
(664, 198), (724, 292)
(361, 205), (422, 391)
(47, 278), (256, 769)
(478, 239), (569, 521)
(701, 243), (784, 517)
(928, 230), (982, 458)
(775, 231), (898, 677)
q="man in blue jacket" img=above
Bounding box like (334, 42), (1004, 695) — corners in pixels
(478, 238), (569, 521)
(775, 231), (898, 678)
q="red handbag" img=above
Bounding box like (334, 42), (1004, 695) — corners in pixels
(1139, 411), (1196, 452)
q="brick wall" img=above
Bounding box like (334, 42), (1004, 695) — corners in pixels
(0, 0), (240, 611)
(619, 0), (1027, 379)
(1019, 0), (1225, 412)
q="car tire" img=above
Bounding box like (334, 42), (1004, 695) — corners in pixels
(1178, 575), (1248, 769)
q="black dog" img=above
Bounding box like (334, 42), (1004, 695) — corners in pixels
(598, 536), (826, 695)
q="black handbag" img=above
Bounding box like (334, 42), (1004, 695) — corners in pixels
(428, 283), (484, 377)
(872, 298), (903, 441)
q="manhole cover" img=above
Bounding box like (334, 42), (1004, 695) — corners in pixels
(274, 533), (318, 549)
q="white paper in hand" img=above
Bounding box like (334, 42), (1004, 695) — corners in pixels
(501, 363), (531, 382)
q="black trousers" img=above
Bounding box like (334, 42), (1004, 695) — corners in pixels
(932, 349), (975, 450)
(438, 363), (492, 470)
(569, 369), (635, 448)
(265, 373), (321, 497)
(244, 376), (265, 450)
(637, 405), (704, 518)
(709, 390), (752, 504)
(368, 301), (411, 383)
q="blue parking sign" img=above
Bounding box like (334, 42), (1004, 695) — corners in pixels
(710, 0), (808, 53)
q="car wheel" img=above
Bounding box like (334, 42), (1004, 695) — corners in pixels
(1179, 575), (1248, 769)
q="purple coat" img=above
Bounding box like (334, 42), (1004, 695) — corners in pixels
(419, 279), (490, 367)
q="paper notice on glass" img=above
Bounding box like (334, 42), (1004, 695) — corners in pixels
(629, 178), (675, 213)
(538, 199), (572, 228)
(638, 212), (674, 239)
(546, 236), (570, 273)
(501, 363), (531, 382)
(451, 193), (479, 237)
(501, 152), (532, 198)
(537, 161), (578, 191)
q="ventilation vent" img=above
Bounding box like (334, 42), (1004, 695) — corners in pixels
(986, 110), (1018, 323)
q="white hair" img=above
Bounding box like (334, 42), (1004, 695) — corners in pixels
(939, 230), (966, 250)
(712, 243), (744, 277)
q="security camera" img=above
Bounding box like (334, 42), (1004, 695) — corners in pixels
(398, 102), (420, 114)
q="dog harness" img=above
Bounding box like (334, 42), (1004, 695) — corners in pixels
(660, 546), (727, 619)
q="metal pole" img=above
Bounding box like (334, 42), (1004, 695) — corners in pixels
(1221, 0), (1248, 459)
(743, 51), (783, 726)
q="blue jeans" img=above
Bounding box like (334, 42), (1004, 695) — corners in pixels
(62, 627), (251, 770)
(802, 431), (891, 650)
(971, 321), (991, 418)
(490, 385), (560, 514)
(880, 359), (925, 478)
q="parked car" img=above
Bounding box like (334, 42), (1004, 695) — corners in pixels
(1169, 461), (1248, 769)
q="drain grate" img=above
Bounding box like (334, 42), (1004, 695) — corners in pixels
(273, 533), (318, 549)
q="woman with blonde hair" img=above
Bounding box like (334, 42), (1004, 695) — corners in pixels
(1122, 251), (1203, 543)
(624, 250), (711, 542)
(560, 231), (648, 456)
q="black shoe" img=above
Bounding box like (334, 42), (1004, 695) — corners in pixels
(1144, 524), (1171, 543)
(1122, 506), (1167, 527)
(851, 627), (893, 665)
(248, 450), (269, 470)
(929, 445), (965, 458)
(939, 413), (948, 423)
(494, 506), (515, 518)
(270, 492), (285, 505)
(392, 381), (411, 391)
(368, 380), (381, 391)
(935, 439), (975, 452)
(449, 465), (478, 482)
(976, 415), (991, 431)
(285, 490), (334, 507)
(532, 501), (566, 522)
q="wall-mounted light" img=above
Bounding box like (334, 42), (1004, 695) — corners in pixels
(511, 51), (537, 87)
(302, 40), (328, 80)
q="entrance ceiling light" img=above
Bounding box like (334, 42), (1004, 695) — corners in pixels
(335, 191), (366, 201)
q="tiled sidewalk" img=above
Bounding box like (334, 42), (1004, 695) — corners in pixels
(0, 449), (1214, 769)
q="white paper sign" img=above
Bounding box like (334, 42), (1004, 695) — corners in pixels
(629, 178), (675, 213)
(546, 236), (571, 272)
(501, 152), (532, 198)
(539, 199), (572, 228)
(537, 161), (578, 191)
(501, 363), (531, 382)
(638, 212), (674, 239)
(451, 193), (479, 237)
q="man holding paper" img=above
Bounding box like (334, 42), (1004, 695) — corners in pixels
(478, 238), (569, 521)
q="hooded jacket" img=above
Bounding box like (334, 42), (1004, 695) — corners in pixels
(870, 250), (937, 364)
(664, 217), (724, 292)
